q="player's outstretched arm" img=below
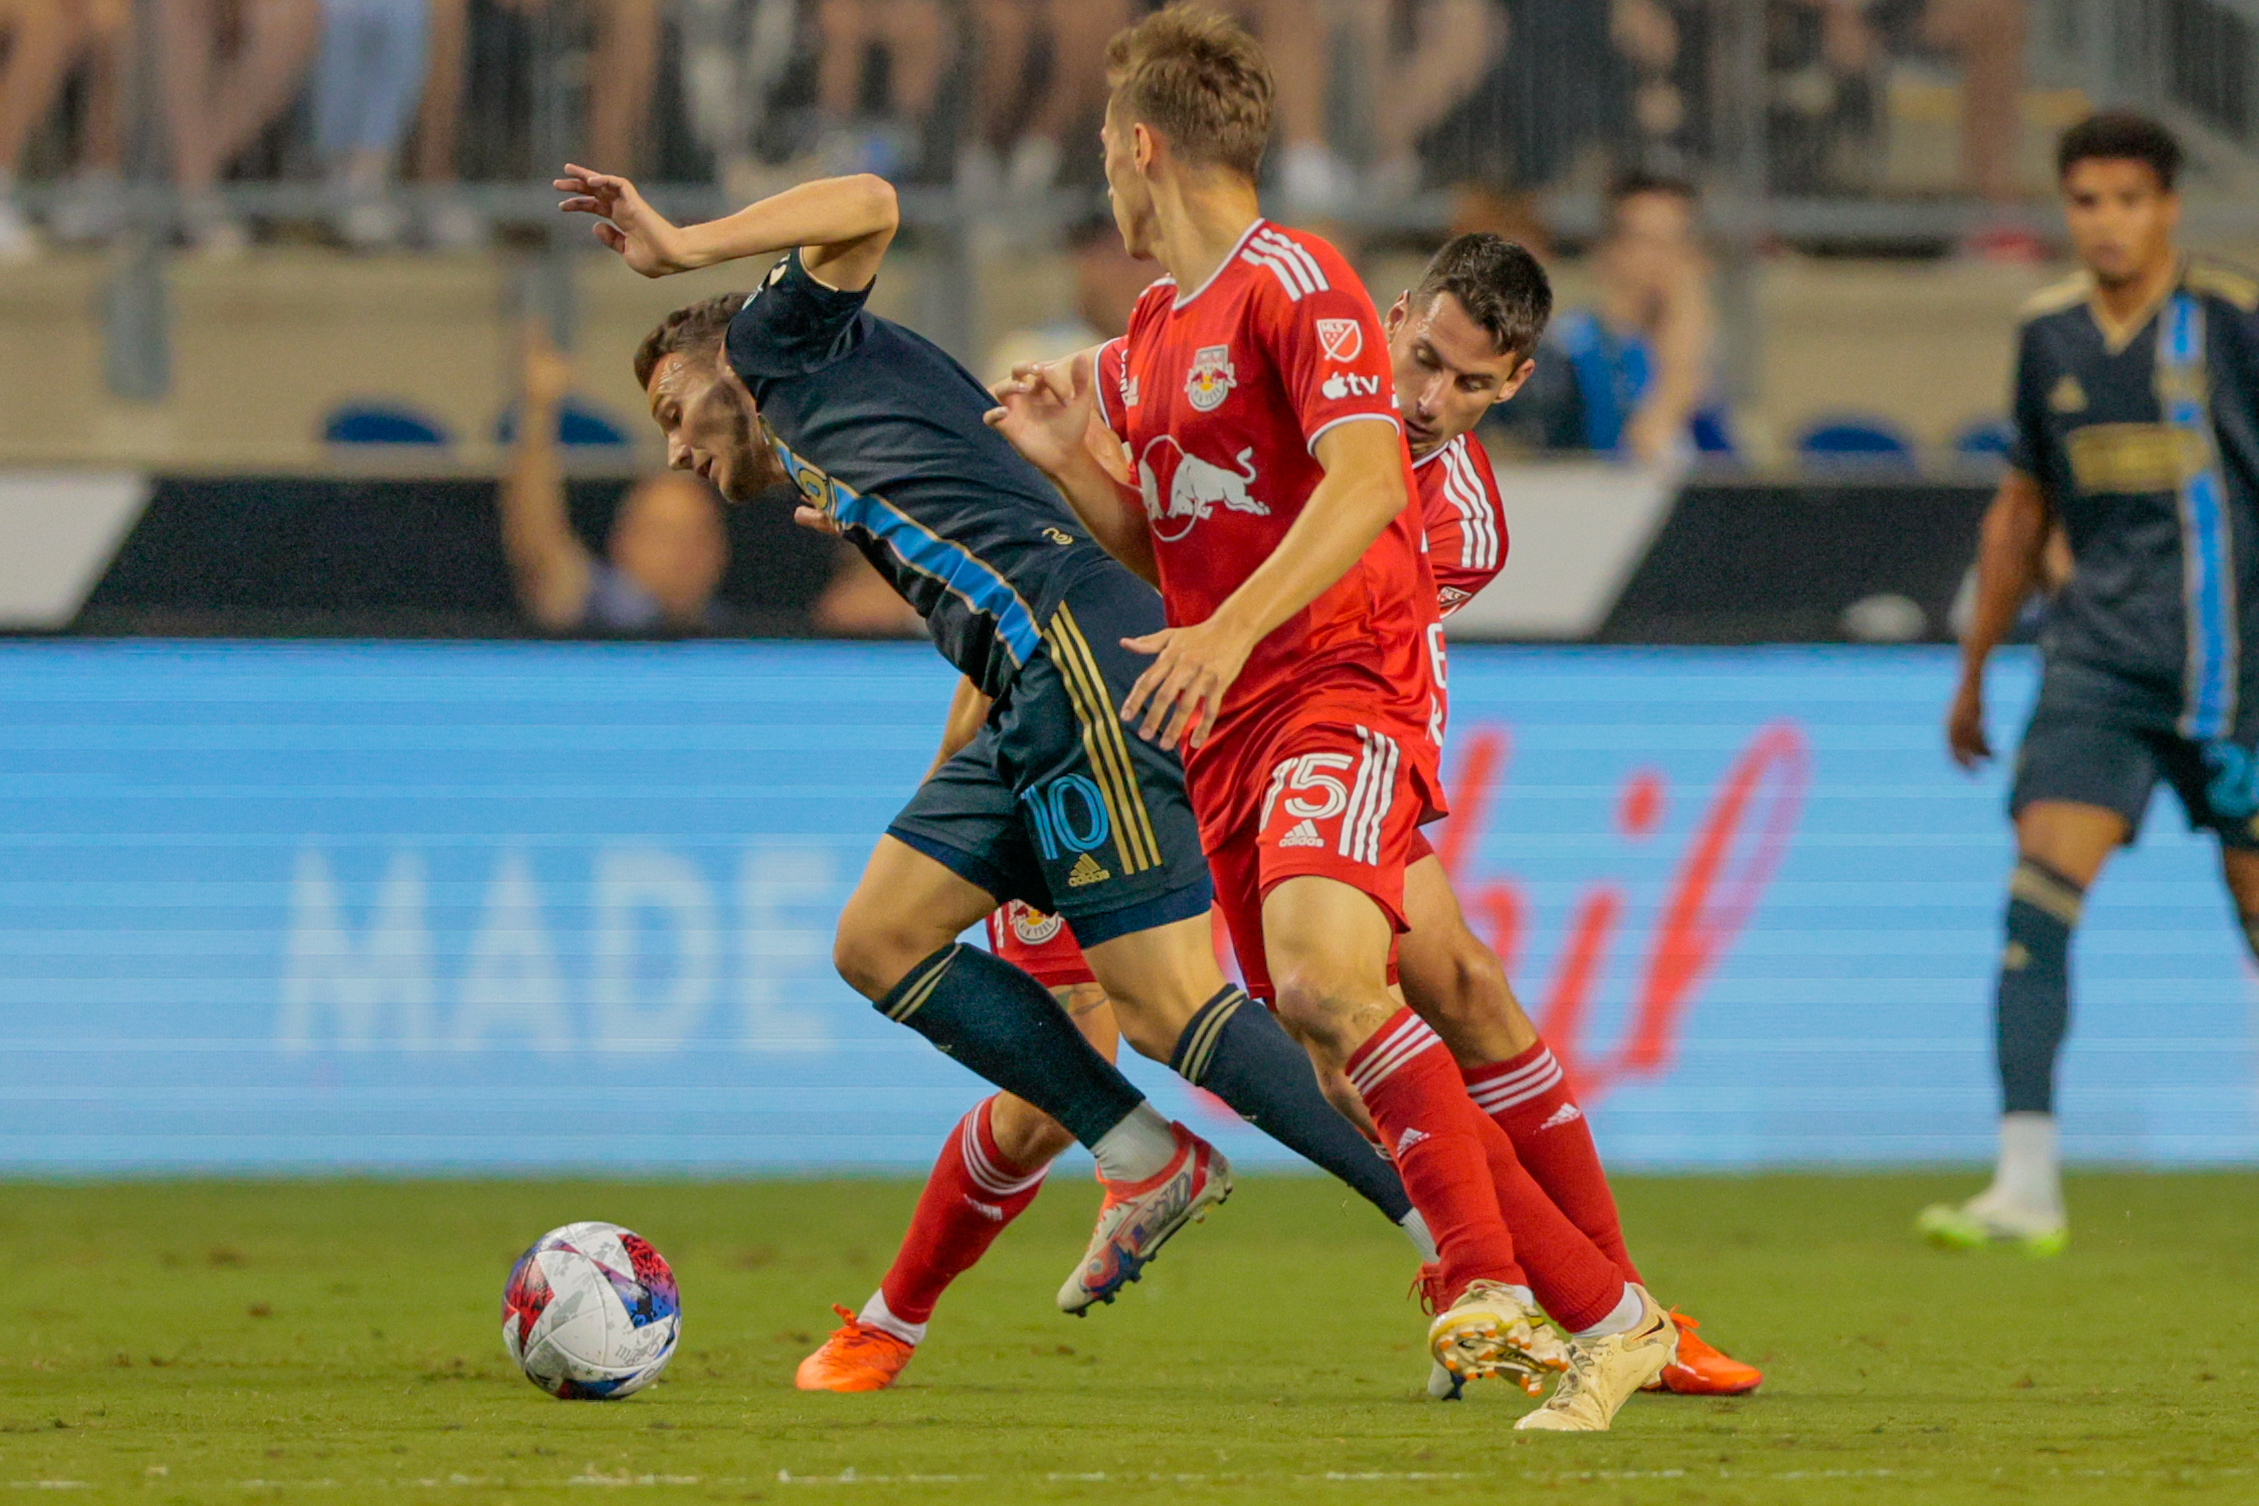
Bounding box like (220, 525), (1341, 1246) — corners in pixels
(1949, 468), (2051, 770)
(499, 326), (595, 632)
(1121, 419), (1409, 749)
(986, 351), (1158, 584)
(556, 165), (898, 291)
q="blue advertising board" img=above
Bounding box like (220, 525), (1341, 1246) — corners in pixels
(0, 641), (2248, 1171)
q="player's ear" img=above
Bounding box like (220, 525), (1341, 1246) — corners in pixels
(1495, 356), (1536, 405)
(1383, 294), (1409, 338)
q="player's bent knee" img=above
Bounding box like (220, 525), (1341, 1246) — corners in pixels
(831, 908), (933, 1002)
(1270, 970), (1367, 1064)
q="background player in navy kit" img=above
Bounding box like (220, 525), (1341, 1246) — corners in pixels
(1921, 112), (2259, 1254)
(557, 161), (1429, 1317)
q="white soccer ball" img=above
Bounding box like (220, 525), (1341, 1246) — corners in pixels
(501, 1221), (681, 1399)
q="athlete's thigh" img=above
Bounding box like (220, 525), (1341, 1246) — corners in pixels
(2012, 802), (2132, 889)
(1080, 908), (1227, 1048)
(1261, 873), (1395, 993)
(839, 836), (1003, 957)
(2010, 676), (2159, 862)
(1395, 845), (1537, 1058)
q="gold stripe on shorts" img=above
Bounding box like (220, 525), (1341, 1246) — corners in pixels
(1045, 604), (1162, 875)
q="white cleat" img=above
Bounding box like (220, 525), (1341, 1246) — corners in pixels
(1056, 1124), (1230, 1314)
(1515, 1284), (1677, 1431)
(1426, 1279), (1570, 1396)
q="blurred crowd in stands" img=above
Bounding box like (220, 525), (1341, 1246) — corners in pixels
(0, 0), (2034, 259)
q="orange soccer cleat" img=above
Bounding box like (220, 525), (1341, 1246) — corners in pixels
(1650, 1310), (1762, 1395)
(794, 1305), (916, 1393)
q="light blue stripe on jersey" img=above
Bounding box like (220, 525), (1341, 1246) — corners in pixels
(2160, 293), (2238, 739)
(770, 438), (1042, 666)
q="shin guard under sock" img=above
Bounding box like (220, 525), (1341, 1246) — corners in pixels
(877, 1097), (1050, 1329)
(879, 943), (1146, 1147)
(1466, 1044), (1642, 1285)
(1997, 858), (2082, 1115)
(1171, 986), (1412, 1223)
(1344, 1007), (1523, 1302)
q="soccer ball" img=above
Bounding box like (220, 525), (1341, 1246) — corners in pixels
(502, 1221), (681, 1399)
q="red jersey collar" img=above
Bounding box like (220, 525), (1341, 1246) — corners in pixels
(1171, 218), (1270, 310)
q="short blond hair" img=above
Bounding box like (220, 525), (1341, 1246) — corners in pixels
(1105, 4), (1273, 182)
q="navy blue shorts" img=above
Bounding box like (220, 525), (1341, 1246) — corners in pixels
(2011, 658), (2259, 849)
(888, 569), (1212, 947)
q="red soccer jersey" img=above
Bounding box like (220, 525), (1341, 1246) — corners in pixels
(1415, 431), (1509, 617)
(1095, 220), (1441, 753)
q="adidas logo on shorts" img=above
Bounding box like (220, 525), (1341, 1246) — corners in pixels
(1279, 819), (1323, 849)
(1538, 1103), (1582, 1131)
(1067, 852), (1111, 887)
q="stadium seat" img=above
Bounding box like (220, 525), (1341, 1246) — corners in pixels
(1952, 416), (2015, 459)
(321, 401), (453, 448)
(493, 397), (635, 449)
(1793, 415), (1917, 469)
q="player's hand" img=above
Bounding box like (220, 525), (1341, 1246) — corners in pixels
(985, 353), (1095, 479)
(520, 321), (574, 410)
(1947, 676), (1991, 770)
(1119, 616), (1254, 750)
(556, 164), (690, 277)
(791, 504), (841, 535)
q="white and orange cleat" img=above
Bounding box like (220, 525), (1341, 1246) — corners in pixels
(1426, 1277), (1570, 1396)
(1057, 1123), (1230, 1314)
(794, 1305), (916, 1393)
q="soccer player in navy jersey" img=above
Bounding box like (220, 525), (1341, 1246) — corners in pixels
(556, 161), (1432, 1320)
(1922, 112), (2259, 1253)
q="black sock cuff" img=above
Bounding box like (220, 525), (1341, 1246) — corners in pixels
(2009, 857), (2085, 927)
(878, 943), (962, 1023)
(1169, 985), (1250, 1085)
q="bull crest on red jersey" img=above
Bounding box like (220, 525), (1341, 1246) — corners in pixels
(1007, 901), (1065, 945)
(1184, 345), (1236, 411)
(1135, 436), (1269, 542)
(1316, 319), (1363, 362)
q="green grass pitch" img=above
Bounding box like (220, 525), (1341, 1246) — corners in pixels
(1, 1172), (2253, 1504)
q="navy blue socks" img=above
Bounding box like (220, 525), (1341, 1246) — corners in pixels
(1169, 986), (1413, 1223)
(1996, 857), (2083, 1115)
(879, 944), (1148, 1150)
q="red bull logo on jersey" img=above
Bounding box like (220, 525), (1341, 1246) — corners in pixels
(1184, 345), (1237, 412)
(1006, 902), (1066, 946)
(1136, 437), (1269, 542)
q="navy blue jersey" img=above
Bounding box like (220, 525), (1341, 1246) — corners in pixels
(2009, 258), (2259, 737)
(726, 252), (1114, 697)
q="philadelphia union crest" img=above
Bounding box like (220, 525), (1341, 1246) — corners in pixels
(1185, 345), (1236, 411)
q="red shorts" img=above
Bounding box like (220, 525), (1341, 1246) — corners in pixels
(1193, 712), (1442, 1002)
(984, 900), (1097, 989)
(1406, 826), (1435, 865)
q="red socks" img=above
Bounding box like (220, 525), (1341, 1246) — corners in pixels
(876, 1098), (1050, 1329)
(1345, 1008), (1525, 1302)
(1466, 1043), (1642, 1286)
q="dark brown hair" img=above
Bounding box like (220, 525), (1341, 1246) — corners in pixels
(2057, 110), (2182, 191)
(633, 291), (750, 391)
(1104, 4), (1273, 181)
(1411, 233), (1552, 362)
